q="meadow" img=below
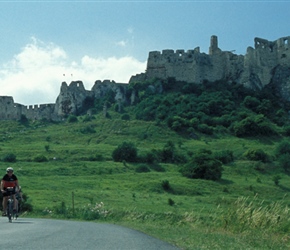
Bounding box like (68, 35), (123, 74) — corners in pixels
(0, 115), (290, 250)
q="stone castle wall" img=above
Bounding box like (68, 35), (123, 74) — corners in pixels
(0, 96), (56, 121)
(133, 35), (290, 91)
(1, 35), (290, 121)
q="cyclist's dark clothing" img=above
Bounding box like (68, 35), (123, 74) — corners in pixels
(1, 174), (18, 197)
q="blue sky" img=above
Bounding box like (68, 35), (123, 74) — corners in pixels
(0, 1), (289, 105)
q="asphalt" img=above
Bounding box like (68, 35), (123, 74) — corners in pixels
(0, 217), (180, 250)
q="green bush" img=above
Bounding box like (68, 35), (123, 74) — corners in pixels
(82, 115), (93, 122)
(272, 175), (282, 186)
(3, 153), (17, 162)
(283, 126), (290, 136)
(244, 149), (270, 163)
(232, 115), (276, 137)
(80, 125), (96, 134)
(168, 198), (175, 206)
(242, 96), (260, 112)
(121, 114), (130, 120)
(181, 149), (223, 181)
(33, 155), (48, 162)
(67, 115), (78, 123)
(142, 151), (159, 164)
(135, 164), (150, 173)
(149, 163), (165, 172)
(161, 180), (171, 191)
(213, 150), (234, 164)
(197, 124), (214, 135)
(161, 141), (176, 163)
(277, 153), (290, 172)
(112, 142), (138, 162)
(275, 141), (290, 156)
(19, 114), (29, 125)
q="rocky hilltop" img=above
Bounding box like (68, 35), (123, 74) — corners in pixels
(1, 35), (290, 121)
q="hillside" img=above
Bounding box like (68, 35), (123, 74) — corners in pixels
(1, 80), (290, 249)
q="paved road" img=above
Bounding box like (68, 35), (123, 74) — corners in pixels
(0, 217), (180, 250)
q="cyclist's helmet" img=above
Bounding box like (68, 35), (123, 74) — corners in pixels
(6, 167), (14, 172)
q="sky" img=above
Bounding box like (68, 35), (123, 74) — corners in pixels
(0, 1), (290, 105)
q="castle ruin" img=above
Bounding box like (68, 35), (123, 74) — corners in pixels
(1, 35), (290, 121)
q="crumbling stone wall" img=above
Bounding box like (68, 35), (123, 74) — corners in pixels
(1, 35), (290, 121)
(0, 96), (56, 121)
(131, 35), (290, 92)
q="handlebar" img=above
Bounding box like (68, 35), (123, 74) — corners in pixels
(2, 187), (18, 195)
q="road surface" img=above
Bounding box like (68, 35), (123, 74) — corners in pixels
(0, 217), (180, 250)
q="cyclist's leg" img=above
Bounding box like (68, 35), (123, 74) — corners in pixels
(2, 196), (8, 215)
(13, 194), (17, 210)
(7, 198), (13, 222)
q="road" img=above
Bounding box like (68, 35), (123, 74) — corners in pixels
(0, 217), (180, 250)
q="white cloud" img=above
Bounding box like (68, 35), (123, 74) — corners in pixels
(0, 37), (146, 105)
(127, 27), (134, 34)
(116, 40), (127, 47)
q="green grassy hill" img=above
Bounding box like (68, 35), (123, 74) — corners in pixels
(0, 113), (290, 249)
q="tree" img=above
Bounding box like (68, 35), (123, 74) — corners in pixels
(112, 142), (138, 162)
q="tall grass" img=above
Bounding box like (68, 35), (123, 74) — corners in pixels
(222, 195), (290, 234)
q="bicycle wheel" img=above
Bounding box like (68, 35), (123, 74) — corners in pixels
(7, 199), (13, 222)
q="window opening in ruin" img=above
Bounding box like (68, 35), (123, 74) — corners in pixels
(269, 45), (273, 52)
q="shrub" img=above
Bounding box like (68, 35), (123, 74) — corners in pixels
(272, 175), (281, 186)
(112, 142), (138, 162)
(242, 96), (260, 112)
(135, 164), (150, 173)
(121, 114), (130, 120)
(243, 149), (270, 163)
(277, 153), (290, 172)
(82, 115), (92, 122)
(3, 153), (16, 162)
(19, 114), (29, 125)
(149, 163), (165, 172)
(275, 141), (290, 156)
(80, 125), (95, 134)
(233, 115), (276, 137)
(168, 198), (175, 206)
(213, 150), (234, 164)
(283, 126), (290, 136)
(161, 141), (176, 163)
(197, 124), (214, 135)
(67, 115), (78, 123)
(161, 180), (171, 191)
(141, 151), (159, 164)
(181, 149), (223, 181)
(33, 155), (48, 162)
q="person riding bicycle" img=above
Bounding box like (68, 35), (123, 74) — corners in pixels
(1, 167), (20, 216)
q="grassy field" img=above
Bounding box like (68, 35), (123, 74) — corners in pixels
(0, 115), (290, 249)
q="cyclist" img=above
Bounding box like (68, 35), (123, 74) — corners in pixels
(1, 167), (20, 216)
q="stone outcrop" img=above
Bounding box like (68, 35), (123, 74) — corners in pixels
(0, 35), (290, 121)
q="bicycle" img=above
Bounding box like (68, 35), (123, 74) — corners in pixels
(5, 187), (18, 223)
